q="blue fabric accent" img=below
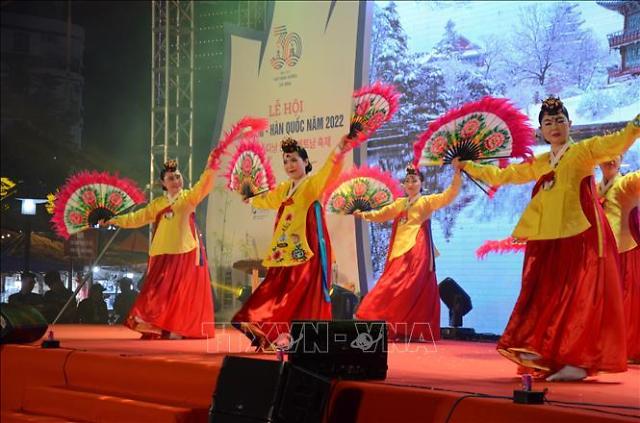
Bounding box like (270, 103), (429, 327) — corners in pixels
(314, 201), (331, 302)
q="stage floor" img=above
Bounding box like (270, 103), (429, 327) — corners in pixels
(2, 325), (638, 422)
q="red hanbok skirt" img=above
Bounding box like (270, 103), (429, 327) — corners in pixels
(621, 205), (640, 361)
(498, 177), (627, 375)
(232, 203), (332, 344)
(126, 248), (215, 339)
(356, 220), (440, 342)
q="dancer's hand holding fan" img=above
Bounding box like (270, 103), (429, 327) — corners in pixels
(346, 81), (401, 150)
(51, 171), (146, 239)
(323, 166), (403, 215)
(413, 96), (535, 195)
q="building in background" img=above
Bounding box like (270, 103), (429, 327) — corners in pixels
(598, 1), (640, 81)
(1, 12), (84, 148)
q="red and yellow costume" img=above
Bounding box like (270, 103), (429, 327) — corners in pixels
(598, 171), (640, 362)
(356, 173), (461, 341)
(465, 118), (639, 375)
(232, 147), (345, 344)
(111, 168), (216, 338)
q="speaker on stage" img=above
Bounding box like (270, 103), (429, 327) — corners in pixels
(0, 303), (48, 344)
(288, 320), (387, 380)
(209, 356), (331, 423)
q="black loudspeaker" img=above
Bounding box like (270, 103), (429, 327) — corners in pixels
(209, 356), (331, 423)
(438, 277), (472, 327)
(0, 304), (48, 344)
(288, 320), (387, 380)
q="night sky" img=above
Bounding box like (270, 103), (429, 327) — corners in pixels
(1, 1), (151, 230)
(3, 0), (151, 177)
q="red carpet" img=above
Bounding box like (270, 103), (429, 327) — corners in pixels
(1, 325), (638, 422)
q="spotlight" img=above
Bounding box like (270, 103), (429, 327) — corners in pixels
(439, 277), (475, 340)
(93, 266), (101, 273)
(237, 285), (252, 303)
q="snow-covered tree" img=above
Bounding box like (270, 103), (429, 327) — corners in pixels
(504, 2), (608, 98)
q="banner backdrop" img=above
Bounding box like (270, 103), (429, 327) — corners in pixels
(206, 1), (364, 298)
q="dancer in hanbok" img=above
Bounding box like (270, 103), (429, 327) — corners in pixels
(106, 159), (217, 339)
(453, 97), (639, 380)
(354, 165), (461, 342)
(233, 135), (349, 349)
(598, 158), (640, 362)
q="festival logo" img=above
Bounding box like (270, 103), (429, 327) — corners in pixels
(271, 25), (302, 70)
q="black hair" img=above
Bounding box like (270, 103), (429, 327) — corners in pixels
(538, 96), (570, 125)
(281, 137), (312, 173)
(160, 159), (179, 191)
(404, 165), (424, 182)
(44, 270), (62, 286)
(21, 271), (37, 280)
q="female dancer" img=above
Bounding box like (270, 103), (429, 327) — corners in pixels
(105, 159), (216, 339)
(233, 135), (349, 349)
(354, 165), (461, 342)
(598, 158), (640, 362)
(454, 97), (639, 381)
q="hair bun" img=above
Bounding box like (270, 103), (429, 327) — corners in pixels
(541, 96), (564, 114)
(405, 164), (418, 175)
(281, 137), (299, 153)
(163, 159), (178, 172)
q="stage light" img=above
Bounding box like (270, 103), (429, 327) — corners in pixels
(17, 198), (46, 216)
(439, 277), (476, 340)
(93, 266), (100, 273)
(237, 285), (252, 303)
(439, 277), (472, 327)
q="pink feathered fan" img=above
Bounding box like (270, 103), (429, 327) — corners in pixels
(208, 116), (269, 171)
(413, 96), (534, 167)
(348, 81), (401, 147)
(224, 139), (276, 199)
(51, 171), (146, 239)
(475, 236), (526, 260)
(323, 166), (403, 215)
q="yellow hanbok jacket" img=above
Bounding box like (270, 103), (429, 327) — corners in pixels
(250, 149), (344, 267)
(599, 171), (640, 253)
(359, 173), (461, 260)
(465, 117), (639, 241)
(111, 169), (215, 256)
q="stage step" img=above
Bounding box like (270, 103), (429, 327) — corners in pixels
(1, 410), (79, 422)
(22, 386), (196, 423)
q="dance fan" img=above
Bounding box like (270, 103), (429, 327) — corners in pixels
(412, 96), (535, 194)
(475, 236), (526, 260)
(348, 81), (401, 146)
(323, 166), (403, 215)
(208, 116), (269, 171)
(51, 171), (146, 239)
(224, 138), (276, 200)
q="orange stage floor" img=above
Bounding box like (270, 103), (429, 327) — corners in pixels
(1, 325), (638, 422)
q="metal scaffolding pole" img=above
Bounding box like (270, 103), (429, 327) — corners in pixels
(150, 0), (194, 201)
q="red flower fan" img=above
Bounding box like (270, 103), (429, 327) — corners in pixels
(208, 116), (269, 171)
(224, 138), (276, 199)
(413, 96), (534, 167)
(348, 81), (401, 147)
(323, 166), (403, 215)
(475, 236), (526, 260)
(51, 171), (146, 239)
